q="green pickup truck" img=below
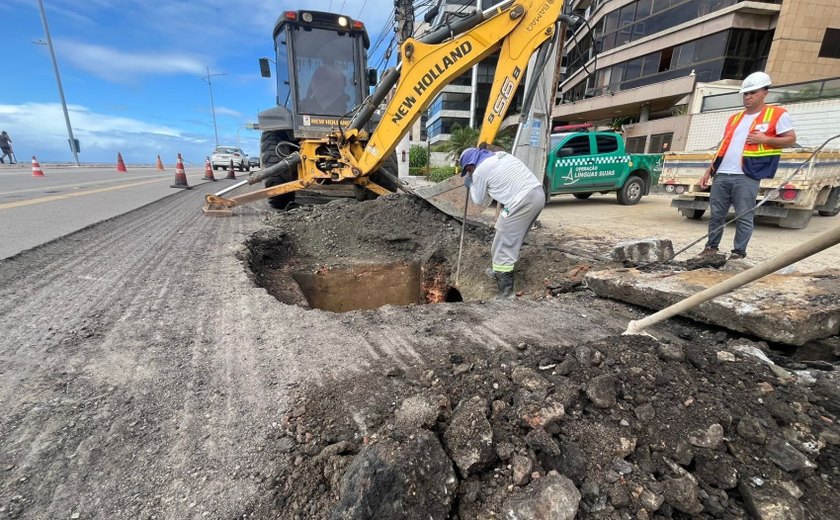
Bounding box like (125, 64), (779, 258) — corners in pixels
(543, 131), (663, 205)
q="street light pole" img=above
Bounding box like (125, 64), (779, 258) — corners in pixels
(202, 67), (227, 147)
(36, 0), (80, 166)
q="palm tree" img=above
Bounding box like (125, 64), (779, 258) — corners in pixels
(441, 123), (514, 160)
(442, 124), (481, 160)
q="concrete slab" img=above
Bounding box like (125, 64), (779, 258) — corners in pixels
(585, 268), (840, 345)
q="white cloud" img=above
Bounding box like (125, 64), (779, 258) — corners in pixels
(0, 103), (216, 164)
(56, 40), (206, 83)
(214, 107), (244, 118)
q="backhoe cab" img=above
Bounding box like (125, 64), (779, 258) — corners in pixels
(252, 11), (384, 209)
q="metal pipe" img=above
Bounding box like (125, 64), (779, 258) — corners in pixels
(625, 222), (840, 335)
(212, 180), (249, 198)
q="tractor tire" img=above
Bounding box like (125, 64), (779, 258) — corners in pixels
(573, 192), (593, 200)
(617, 175), (644, 205)
(354, 153), (399, 201)
(778, 209), (814, 229)
(261, 130), (297, 210)
(817, 187), (840, 217)
(678, 208), (706, 220)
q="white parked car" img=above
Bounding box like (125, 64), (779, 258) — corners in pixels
(211, 146), (249, 171)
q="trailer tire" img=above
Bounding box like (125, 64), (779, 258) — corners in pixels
(817, 187), (840, 217)
(573, 192), (593, 200)
(617, 175), (644, 205)
(354, 153), (399, 201)
(261, 130), (297, 210)
(679, 208), (705, 220)
(778, 209), (813, 229)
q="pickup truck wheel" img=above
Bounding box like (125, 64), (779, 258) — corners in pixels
(678, 208), (705, 220)
(778, 209), (813, 229)
(261, 130), (297, 210)
(817, 187), (840, 217)
(573, 193), (593, 200)
(617, 175), (644, 205)
(354, 153), (399, 201)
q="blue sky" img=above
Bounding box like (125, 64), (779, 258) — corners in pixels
(1, 0), (397, 165)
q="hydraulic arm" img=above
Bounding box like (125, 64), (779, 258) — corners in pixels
(204, 0), (566, 215)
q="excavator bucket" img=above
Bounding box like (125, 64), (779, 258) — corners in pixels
(413, 175), (500, 227)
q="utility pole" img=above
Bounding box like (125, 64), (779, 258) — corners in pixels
(202, 67), (227, 147)
(394, 0), (416, 178)
(37, 0), (80, 166)
(394, 0), (415, 45)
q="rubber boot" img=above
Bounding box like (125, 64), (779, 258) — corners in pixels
(494, 271), (515, 299)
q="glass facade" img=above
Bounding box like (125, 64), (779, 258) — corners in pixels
(564, 28), (773, 102)
(563, 0), (781, 102)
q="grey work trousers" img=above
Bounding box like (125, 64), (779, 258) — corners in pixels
(491, 186), (545, 272)
(706, 173), (761, 254)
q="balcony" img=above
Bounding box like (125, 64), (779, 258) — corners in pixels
(553, 75), (697, 122)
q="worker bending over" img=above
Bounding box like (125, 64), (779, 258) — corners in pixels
(460, 147), (545, 298)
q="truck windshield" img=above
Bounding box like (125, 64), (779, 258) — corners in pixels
(291, 28), (361, 116)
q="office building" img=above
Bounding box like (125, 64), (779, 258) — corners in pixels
(554, 0), (840, 151)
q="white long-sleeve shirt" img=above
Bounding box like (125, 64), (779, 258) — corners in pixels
(469, 151), (541, 211)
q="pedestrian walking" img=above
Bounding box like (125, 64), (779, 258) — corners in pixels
(696, 72), (796, 260)
(0, 131), (14, 164)
(460, 146), (545, 298)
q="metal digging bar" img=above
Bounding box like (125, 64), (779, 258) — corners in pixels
(638, 133), (840, 269)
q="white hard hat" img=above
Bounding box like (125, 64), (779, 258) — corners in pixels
(740, 72), (772, 93)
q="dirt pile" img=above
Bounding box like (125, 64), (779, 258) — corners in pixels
(253, 333), (839, 519)
(253, 194), (602, 303)
(243, 196), (839, 519)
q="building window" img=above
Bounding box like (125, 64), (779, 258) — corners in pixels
(650, 133), (673, 153)
(819, 28), (840, 59)
(626, 136), (647, 154)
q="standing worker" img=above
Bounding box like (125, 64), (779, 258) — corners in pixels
(460, 147), (545, 298)
(0, 131), (14, 164)
(697, 72), (796, 260)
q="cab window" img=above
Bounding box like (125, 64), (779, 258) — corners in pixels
(595, 134), (619, 154)
(559, 135), (591, 156)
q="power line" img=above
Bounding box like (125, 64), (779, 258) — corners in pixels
(356, 0), (369, 18)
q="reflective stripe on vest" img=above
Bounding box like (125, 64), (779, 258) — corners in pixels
(743, 107), (783, 158)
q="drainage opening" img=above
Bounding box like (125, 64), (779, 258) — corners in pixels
(293, 261), (461, 312)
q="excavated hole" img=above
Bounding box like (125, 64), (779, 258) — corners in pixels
(246, 233), (462, 312)
(292, 261), (462, 312)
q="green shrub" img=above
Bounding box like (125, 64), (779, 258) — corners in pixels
(427, 166), (457, 183)
(409, 145), (429, 168)
(408, 167), (429, 176)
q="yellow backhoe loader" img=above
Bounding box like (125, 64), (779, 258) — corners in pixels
(203, 0), (571, 216)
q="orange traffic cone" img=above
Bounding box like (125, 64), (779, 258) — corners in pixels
(203, 156), (217, 181)
(226, 159), (237, 180)
(170, 153), (192, 189)
(155, 155), (165, 170)
(31, 156), (45, 177)
(116, 152), (127, 172)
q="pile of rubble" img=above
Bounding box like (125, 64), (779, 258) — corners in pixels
(254, 331), (839, 519)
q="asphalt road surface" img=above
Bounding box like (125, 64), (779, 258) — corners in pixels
(0, 164), (236, 259)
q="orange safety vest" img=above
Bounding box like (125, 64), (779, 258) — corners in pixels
(712, 105), (788, 180)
